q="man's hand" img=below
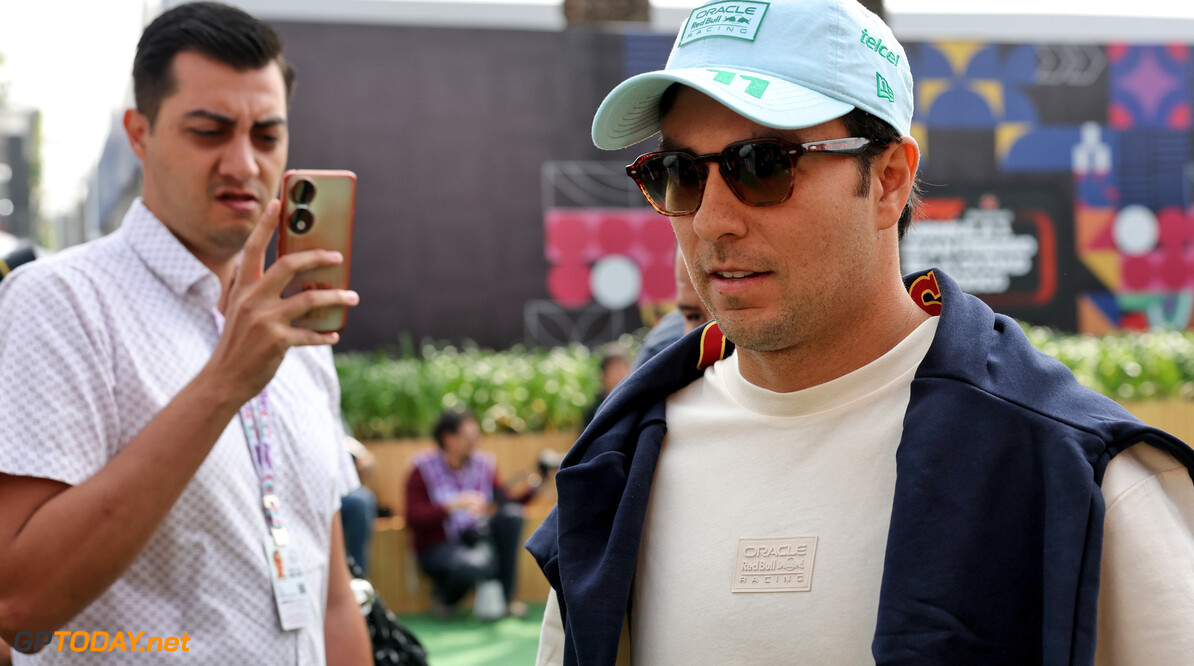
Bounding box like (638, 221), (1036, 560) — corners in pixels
(208, 199), (359, 406)
(446, 491), (489, 519)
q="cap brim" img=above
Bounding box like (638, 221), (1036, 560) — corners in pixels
(592, 67), (855, 150)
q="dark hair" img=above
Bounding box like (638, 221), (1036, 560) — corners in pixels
(433, 410), (476, 449)
(600, 352), (629, 375)
(840, 108), (920, 240)
(133, 2), (295, 126)
(657, 84), (920, 239)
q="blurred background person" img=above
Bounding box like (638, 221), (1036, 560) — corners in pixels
(341, 434), (379, 576)
(404, 410), (540, 619)
(581, 349), (631, 430)
(633, 250), (713, 370)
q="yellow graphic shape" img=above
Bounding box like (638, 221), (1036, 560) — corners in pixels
(639, 302), (674, 326)
(1078, 294), (1115, 336)
(1075, 207), (1115, 252)
(910, 122), (928, 165)
(1080, 249), (1122, 291)
(917, 80), (1003, 122)
(917, 79), (950, 117)
(968, 80), (1005, 119)
(937, 42), (988, 77)
(995, 122), (1032, 163)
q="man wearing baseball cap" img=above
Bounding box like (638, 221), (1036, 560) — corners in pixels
(527, 0), (1194, 663)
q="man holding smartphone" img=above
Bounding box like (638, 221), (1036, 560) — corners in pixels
(0, 3), (369, 664)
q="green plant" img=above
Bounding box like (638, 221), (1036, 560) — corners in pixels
(338, 325), (1194, 440)
(336, 336), (638, 440)
(1022, 324), (1194, 401)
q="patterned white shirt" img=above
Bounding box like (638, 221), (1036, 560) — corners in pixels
(0, 200), (358, 664)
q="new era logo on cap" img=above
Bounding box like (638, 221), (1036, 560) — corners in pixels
(679, 1), (770, 46)
(876, 73), (895, 102)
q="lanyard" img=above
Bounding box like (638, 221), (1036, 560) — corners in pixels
(240, 386), (317, 632)
(238, 387), (290, 547)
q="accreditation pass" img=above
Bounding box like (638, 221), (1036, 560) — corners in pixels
(263, 536), (317, 630)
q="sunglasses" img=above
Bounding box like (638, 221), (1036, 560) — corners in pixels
(626, 137), (873, 217)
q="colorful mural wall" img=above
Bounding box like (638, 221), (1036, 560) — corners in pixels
(543, 36), (1194, 337)
(902, 41), (1194, 334)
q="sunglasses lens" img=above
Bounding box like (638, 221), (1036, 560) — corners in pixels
(639, 153), (703, 215)
(725, 142), (793, 206)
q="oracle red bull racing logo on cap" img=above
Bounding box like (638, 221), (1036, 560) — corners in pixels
(680, 1), (770, 46)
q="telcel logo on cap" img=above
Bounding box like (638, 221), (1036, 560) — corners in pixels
(679, 1), (770, 47)
(860, 28), (900, 66)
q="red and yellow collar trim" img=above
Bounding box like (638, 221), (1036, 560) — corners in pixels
(908, 270), (943, 317)
(697, 321), (728, 371)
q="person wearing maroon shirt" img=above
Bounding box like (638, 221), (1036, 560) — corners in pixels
(405, 410), (539, 618)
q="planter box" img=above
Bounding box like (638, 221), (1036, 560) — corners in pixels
(361, 402), (1192, 613)
(362, 432), (577, 613)
(362, 432), (575, 516)
(1119, 400), (1194, 443)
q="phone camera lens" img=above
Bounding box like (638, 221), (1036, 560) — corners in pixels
(290, 178), (316, 205)
(289, 208), (314, 235)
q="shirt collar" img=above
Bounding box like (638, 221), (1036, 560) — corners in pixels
(119, 199), (223, 309)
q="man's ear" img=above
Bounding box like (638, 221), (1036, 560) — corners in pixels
(123, 108), (151, 162)
(874, 136), (920, 231)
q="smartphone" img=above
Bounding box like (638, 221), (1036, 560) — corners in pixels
(277, 169), (357, 333)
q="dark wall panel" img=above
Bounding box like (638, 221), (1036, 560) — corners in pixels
(275, 22), (627, 350)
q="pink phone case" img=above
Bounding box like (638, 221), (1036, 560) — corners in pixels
(277, 169), (356, 333)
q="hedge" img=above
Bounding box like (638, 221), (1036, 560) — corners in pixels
(1023, 325), (1194, 402)
(336, 336), (637, 440)
(336, 327), (1194, 440)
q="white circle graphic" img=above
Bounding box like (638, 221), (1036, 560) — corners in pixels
(591, 255), (642, 310)
(1113, 205), (1159, 256)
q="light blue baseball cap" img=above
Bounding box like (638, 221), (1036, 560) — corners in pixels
(592, 0), (914, 150)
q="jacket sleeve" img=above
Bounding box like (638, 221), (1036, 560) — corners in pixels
(404, 466), (447, 528)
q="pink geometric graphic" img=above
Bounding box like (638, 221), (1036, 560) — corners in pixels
(547, 261), (592, 308)
(596, 215), (634, 254)
(545, 213), (589, 262)
(544, 208), (677, 307)
(1158, 207), (1194, 246)
(640, 263), (676, 302)
(1109, 45), (1190, 130)
(1114, 207), (1194, 291)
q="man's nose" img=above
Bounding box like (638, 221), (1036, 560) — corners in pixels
(690, 166), (748, 242)
(218, 133), (260, 181)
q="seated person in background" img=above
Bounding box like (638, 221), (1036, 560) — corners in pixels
(580, 351), (631, 430)
(341, 435), (379, 576)
(405, 410), (540, 618)
(632, 249), (713, 370)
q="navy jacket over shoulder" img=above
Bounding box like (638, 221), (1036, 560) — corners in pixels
(525, 268), (1194, 665)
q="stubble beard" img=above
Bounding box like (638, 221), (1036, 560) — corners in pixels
(710, 295), (810, 353)
(203, 224), (256, 264)
(691, 246), (806, 353)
